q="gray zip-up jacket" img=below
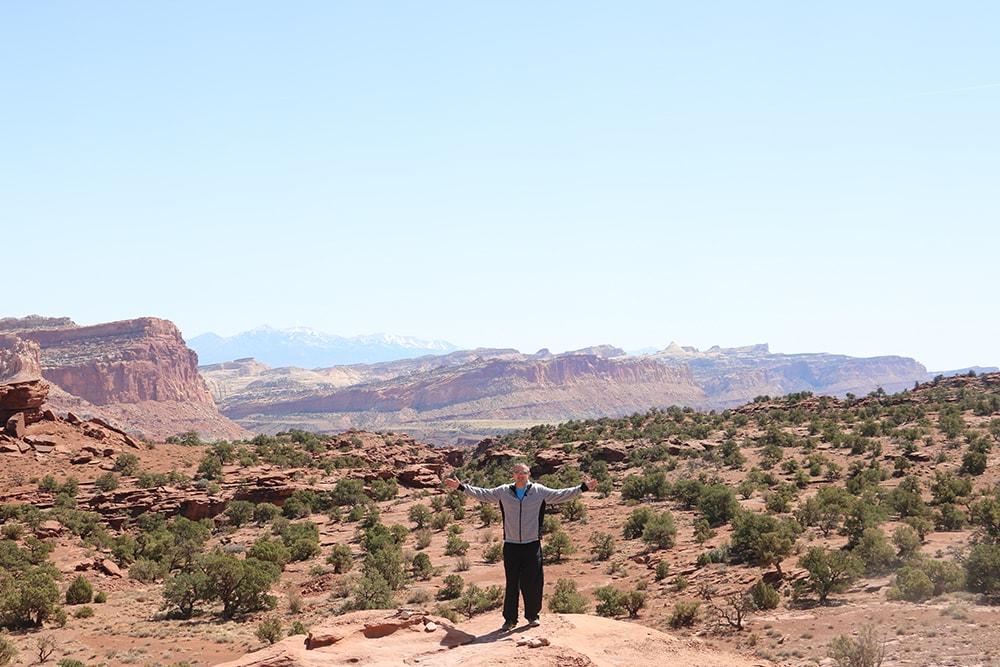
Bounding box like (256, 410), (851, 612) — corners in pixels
(456, 481), (587, 544)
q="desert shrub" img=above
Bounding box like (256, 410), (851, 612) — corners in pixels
(437, 575), (464, 600)
(798, 547), (862, 604)
(547, 579), (589, 614)
(964, 543), (1000, 595)
(408, 504), (432, 529)
(94, 472), (119, 492)
(851, 528), (897, 575)
(560, 499), (586, 522)
(432, 603), (459, 623)
(224, 500), (254, 528)
(620, 590), (647, 618)
(483, 541), (503, 564)
(452, 583), (503, 619)
(594, 585), (624, 617)
(589, 532), (616, 561)
(252, 503), (281, 525)
(697, 484), (740, 527)
(444, 534), (469, 557)
(93, 591), (107, 603)
(0, 632), (17, 666)
(923, 559), (966, 596)
(326, 544), (354, 574)
(331, 479), (367, 507)
(622, 506), (654, 539)
(641, 511), (677, 550)
(415, 529), (433, 550)
(255, 615), (283, 644)
(56, 660), (86, 667)
(886, 566), (935, 602)
(750, 579), (780, 610)
(827, 624), (885, 667)
(542, 531), (576, 562)
(65, 576), (93, 605)
(891, 525), (922, 560)
(654, 560), (670, 581)
(0, 566), (61, 628)
(347, 573), (395, 611)
(668, 600), (700, 628)
(247, 536), (292, 569)
(0, 525), (23, 541)
(729, 510), (798, 575)
(411, 553), (434, 580)
(693, 519), (716, 544)
(478, 503), (501, 526)
(72, 606), (94, 619)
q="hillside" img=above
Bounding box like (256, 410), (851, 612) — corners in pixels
(1, 373), (1000, 665)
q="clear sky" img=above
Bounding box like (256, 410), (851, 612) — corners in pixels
(2, 2), (997, 372)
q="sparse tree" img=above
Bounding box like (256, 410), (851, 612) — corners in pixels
(798, 547), (862, 604)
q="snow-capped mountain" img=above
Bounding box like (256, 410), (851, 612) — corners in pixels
(187, 326), (459, 368)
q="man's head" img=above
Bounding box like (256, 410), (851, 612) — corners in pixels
(512, 463), (530, 486)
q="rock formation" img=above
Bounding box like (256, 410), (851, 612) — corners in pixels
(0, 317), (250, 441)
(202, 343), (931, 445)
(0, 332), (51, 431)
(213, 609), (773, 667)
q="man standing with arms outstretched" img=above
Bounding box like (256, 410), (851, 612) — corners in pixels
(445, 462), (597, 631)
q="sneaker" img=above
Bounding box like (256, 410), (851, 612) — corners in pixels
(501, 620), (517, 632)
(528, 617), (540, 627)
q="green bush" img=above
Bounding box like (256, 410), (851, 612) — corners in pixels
(668, 600), (700, 628)
(594, 585), (623, 617)
(589, 532), (616, 561)
(547, 579), (589, 614)
(255, 615), (283, 644)
(0, 631), (18, 666)
(750, 579), (780, 610)
(411, 553), (434, 580)
(483, 541), (503, 564)
(964, 543), (1000, 595)
(94, 472), (119, 492)
(436, 575), (464, 601)
(886, 566), (935, 602)
(620, 590), (647, 618)
(641, 511), (677, 550)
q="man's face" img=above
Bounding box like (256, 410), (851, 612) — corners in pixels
(512, 466), (530, 484)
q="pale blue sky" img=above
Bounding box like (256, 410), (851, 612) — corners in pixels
(2, 2), (997, 372)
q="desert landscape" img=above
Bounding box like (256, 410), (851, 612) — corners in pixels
(3, 359), (1000, 666)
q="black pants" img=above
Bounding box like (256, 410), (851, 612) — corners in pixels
(502, 540), (543, 623)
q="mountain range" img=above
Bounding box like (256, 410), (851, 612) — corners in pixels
(188, 326), (459, 368)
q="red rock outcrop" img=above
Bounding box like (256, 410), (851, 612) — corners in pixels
(213, 609), (773, 667)
(0, 332), (51, 429)
(1, 317), (250, 441)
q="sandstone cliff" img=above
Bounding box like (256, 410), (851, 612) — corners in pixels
(0, 317), (250, 441)
(203, 343), (930, 445)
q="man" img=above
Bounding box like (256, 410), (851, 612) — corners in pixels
(444, 462), (597, 631)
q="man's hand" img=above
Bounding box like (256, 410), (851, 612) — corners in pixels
(583, 476), (597, 491)
(444, 477), (460, 491)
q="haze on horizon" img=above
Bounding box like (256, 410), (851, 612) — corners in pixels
(2, 3), (996, 373)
